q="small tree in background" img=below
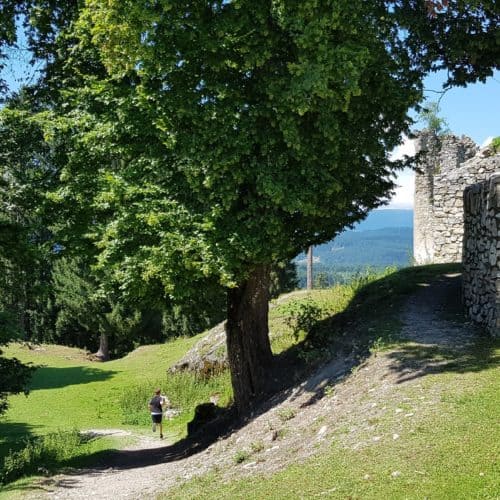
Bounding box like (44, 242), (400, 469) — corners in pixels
(418, 101), (450, 136)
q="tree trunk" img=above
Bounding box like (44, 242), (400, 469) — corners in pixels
(307, 246), (313, 290)
(226, 265), (273, 416)
(94, 332), (109, 361)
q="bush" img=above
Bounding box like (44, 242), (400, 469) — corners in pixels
(1, 429), (84, 484)
(279, 299), (324, 341)
(120, 371), (232, 428)
(233, 450), (250, 464)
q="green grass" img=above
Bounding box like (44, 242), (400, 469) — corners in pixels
(0, 335), (203, 468)
(3, 263), (493, 496)
(0, 430), (124, 486)
(164, 264), (500, 499)
(120, 370), (233, 430)
(3, 336), (201, 422)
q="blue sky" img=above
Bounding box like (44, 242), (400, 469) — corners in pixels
(423, 71), (500, 144)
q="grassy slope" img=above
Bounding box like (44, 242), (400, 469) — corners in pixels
(166, 264), (500, 499)
(1, 264), (499, 498)
(0, 334), (203, 458)
(169, 347), (499, 499)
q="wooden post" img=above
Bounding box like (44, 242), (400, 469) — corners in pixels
(307, 246), (313, 290)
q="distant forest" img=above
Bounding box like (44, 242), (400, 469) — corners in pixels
(296, 210), (413, 288)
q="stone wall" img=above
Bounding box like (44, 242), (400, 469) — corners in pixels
(413, 131), (499, 264)
(462, 175), (500, 337)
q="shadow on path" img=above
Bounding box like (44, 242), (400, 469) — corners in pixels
(387, 272), (499, 383)
(268, 268), (499, 412)
(8, 266), (499, 488)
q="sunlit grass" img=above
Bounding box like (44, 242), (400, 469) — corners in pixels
(0, 335), (203, 459)
(2, 263), (481, 494)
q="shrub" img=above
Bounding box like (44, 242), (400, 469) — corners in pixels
(1, 429), (84, 484)
(233, 450), (250, 464)
(279, 299), (324, 341)
(120, 370), (232, 428)
(250, 440), (265, 453)
(277, 408), (296, 422)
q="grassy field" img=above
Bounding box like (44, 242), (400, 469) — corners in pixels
(2, 264), (498, 497)
(0, 334), (204, 480)
(1, 336), (202, 431)
(0, 266), (388, 467)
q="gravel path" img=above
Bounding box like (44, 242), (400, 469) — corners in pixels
(24, 272), (480, 500)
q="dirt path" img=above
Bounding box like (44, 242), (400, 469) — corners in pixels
(23, 272), (482, 499)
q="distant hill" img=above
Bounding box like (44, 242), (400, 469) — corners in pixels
(296, 209), (413, 286)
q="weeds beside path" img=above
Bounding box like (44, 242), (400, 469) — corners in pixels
(6, 268), (500, 499)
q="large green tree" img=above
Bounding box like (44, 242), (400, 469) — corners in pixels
(0, 101), (58, 341)
(63, 0), (420, 413)
(1, 0), (498, 413)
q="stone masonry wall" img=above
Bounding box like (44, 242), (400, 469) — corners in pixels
(414, 131), (499, 264)
(463, 175), (500, 337)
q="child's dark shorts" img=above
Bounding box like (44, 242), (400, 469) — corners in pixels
(151, 414), (162, 423)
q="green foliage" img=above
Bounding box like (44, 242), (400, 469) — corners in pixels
(313, 272), (331, 289)
(0, 104), (57, 414)
(277, 408), (296, 423)
(280, 299), (324, 341)
(418, 101), (450, 136)
(119, 371), (232, 429)
(25, 0), (427, 310)
(0, 352), (36, 416)
(323, 384), (335, 397)
(53, 257), (146, 357)
(491, 137), (500, 153)
(275, 267), (398, 342)
(0, 427), (120, 486)
(0, 106), (58, 343)
(250, 440), (265, 454)
(1, 429), (85, 484)
(233, 450), (250, 464)
(52, 256), (225, 357)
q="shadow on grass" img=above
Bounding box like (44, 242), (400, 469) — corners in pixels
(0, 421), (39, 457)
(387, 336), (500, 383)
(5, 264), (499, 488)
(28, 366), (118, 391)
(269, 263), (497, 407)
(4, 408), (241, 494)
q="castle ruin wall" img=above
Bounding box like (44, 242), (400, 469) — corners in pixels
(414, 132), (498, 264)
(463, 175), (500, 337)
